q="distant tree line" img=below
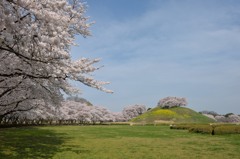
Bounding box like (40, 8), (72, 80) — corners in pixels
(199, 111), (240, 123)
(1, 95), (239, 126)
(0, 97), (147, 126)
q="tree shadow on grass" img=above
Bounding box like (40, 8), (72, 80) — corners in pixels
(0, 127), (68, 159)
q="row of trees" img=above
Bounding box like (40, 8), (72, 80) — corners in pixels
(200, 111), (240, 123)
(0, 98), (147, 125)
(0, 0), (112, 122)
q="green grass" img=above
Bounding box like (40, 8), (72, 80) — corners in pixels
(0, 125), (240, 159)
(131, 107), (216, 123)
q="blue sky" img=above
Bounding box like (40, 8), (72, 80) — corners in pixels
(71, 0), (240, 114)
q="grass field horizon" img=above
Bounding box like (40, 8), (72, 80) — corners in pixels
(0, 125), (239, 159)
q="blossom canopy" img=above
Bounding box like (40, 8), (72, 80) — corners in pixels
(157, 96), (188, 108)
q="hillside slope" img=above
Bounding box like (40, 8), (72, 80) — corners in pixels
(131, 107), (215, 123)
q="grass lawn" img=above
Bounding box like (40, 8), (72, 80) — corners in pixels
(0, 125), (240, 159)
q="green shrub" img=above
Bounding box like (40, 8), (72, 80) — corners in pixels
(170, 123), (240, 135)
(214, 125), (240, 135)
(170, 123), (206, 130)
(170, 124), (193, 130)
(188, 125), (212, 134)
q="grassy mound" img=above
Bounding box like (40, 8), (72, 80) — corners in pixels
(131, 106), (216, 124)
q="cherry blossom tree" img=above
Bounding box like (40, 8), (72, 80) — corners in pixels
(215, 114), (240, 123)
(1, 100), (58, 125)
(0, 99), (117, 125)
(157, 96), (187, 108)
(226, 114), (240, 123)
(0, 0), (112, 120)
(122, 104), (146, 121)
(199, 111), (219, 117)
(202, 113), (217, 121)
(112, 112), (126, 122)
(58, 101), (115, 124)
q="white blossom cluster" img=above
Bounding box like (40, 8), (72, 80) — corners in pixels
(112, 112), (126, 122)
(199, 111), (218, 117)
(1, 100), (149, 124)
(122, 104), (147, 121)
(1, 100), (59, 124)
(0, 0), (112, 119)
(201, 111), (240, 123)
(0, 100), (116, 124)
(212, 114), (240, 123)
(59, 100), (116, 124)
(157, 96), (188, 108)
(202, 113), (217, 121)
